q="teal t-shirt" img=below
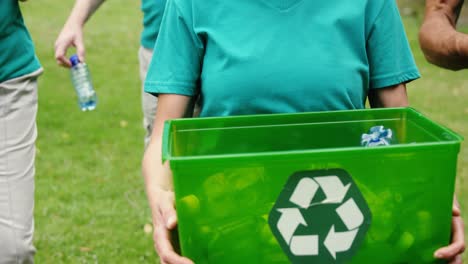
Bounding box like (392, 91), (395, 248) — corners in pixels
(141, 0), (167, 49)
(0, 0), (41, 83)
(145, 0), (420, 117)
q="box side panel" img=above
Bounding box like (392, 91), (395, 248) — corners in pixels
(170, 108), (406, 131)
(170, 117), (455, 158)
(172, 146), (458, 264)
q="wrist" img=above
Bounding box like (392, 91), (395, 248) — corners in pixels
(65, 13), (87, 28)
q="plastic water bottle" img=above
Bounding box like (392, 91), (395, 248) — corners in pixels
(70, 54), (97, 111)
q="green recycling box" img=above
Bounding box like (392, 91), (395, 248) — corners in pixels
(162, 107), (462, 264)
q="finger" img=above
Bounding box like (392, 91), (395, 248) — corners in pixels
(453, 204), (461, 217)
(75, 36), (86, 63)
(54, 43), (72, 68)
(56, 57), (71, 68)
(154, 223), (193, 264)
(159, 192), (177, 229)
(448, 254), (463, 264)
(452, 198), (461, 216)
(434, 216), (465, 259)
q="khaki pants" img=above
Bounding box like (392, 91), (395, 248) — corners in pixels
(139, 47), (200, 148)
(0, 69), (42, 264)
(138, 46), (157, 147)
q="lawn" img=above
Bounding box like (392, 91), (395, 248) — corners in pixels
(22, 1), (156, 263)
(20, 1), (467, 263)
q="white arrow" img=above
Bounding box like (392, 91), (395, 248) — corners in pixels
(290, 235), (319, 256)
(336, 198), (364, 230)
(315, 176), (350, 204)
(289, 177), (319, 208)
(277, 208), (307, 244)
(324, 225), (359, 259)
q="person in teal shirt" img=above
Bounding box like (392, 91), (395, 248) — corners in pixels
(55, 0), (166, 146)
(144, 0), (421, 117)
(142, 0), (465, 263)
(0, 0), (43, 263)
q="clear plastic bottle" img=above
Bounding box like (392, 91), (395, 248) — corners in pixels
(360, 125), (395, 147)
(70, 54), (97, 111)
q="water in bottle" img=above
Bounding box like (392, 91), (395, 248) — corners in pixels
(70, 54), (97, 111)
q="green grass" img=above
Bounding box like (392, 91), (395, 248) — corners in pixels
(20, 1), (467, 263)
(22, 1), (157, 263)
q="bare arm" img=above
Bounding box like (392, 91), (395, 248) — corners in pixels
(142, 94), (195, 264)
(368, 83), (409, 108)
(419, 0), (468, 70)
(54, 0), (105, 67)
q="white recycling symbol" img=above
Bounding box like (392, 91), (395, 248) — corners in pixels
(276, 175), (365, 259)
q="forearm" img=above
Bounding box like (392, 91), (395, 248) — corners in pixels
(64, 0), (106, 27)
(143, 138), (173, 221)
(142, 94), (195, 217)
(419, 0), (468, 70)
(368, 83), (409, 108)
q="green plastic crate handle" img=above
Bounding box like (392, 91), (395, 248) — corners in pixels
(161, 121), (171, 163)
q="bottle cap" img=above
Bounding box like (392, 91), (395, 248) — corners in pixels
(70, 54), (80, 66)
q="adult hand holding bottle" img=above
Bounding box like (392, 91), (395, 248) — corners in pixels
(54, 0), (105, 67)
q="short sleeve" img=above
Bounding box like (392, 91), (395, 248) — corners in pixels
(367, 0), (420, 89)
(144, 0), (204, 96)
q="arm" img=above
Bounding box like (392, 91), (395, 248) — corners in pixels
(54, 0), (105, 67)
(368, 83), (409, 108)
(142, 94), (195, 264)
(419, 0), (468, 70)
